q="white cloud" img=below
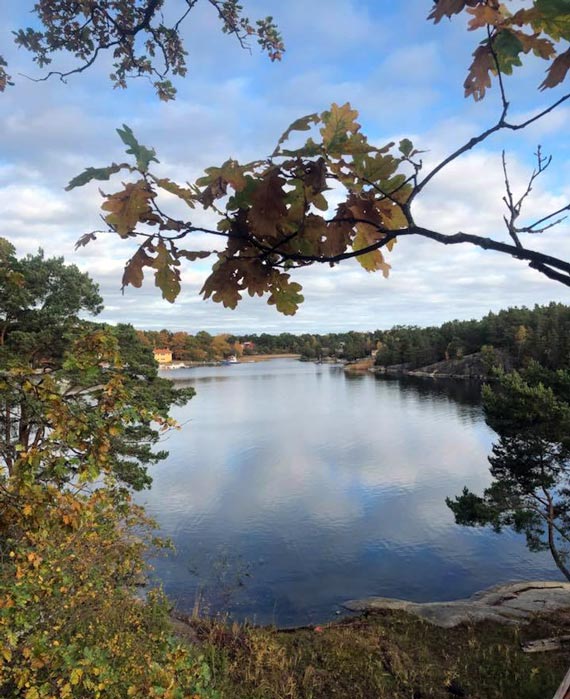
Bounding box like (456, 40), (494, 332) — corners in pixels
(1, 0), (569, 333)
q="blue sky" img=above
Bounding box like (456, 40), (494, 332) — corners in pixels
(1, 0), (570, 333)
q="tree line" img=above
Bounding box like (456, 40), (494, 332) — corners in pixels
(137, 302), (570, 369)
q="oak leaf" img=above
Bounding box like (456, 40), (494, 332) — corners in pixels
(352, 151), (399, 186)
(353, 228), (391, 276)
(534, 0), (570, 41)
(197, 159), (248, 193)
(466, 6), (503, 31)
(320, 102), (360, 152)
(247, 169), (288, 238)
(302, 157), (328, 194)
(273, 113), (320, 155)
(101, 181), (155, 237)
(201, 257), (242, 308)
(267, 272), (304, 315)
(200, 177), (228, 209)
(122, 246), (153, 289)
(116, 124), (158, 172)
(428, 0), (476, 24)
(540, 47), (570, 88)
(151, 241), (181, 303)
(66, 163), (131, 191)
(176, 250), (211, 261)
(322, 204), (355, 258)
(464, 43), (495, 100)
(493, 30), (524, 75)
(297, 214), (328, 257)
(154, 178), (197, 207)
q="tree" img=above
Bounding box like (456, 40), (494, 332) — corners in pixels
(6, 1), (542, 316)
(4, 4), (570, 314)
(0, 239), (194, 490)
(447, 363), (570, 581)
(0, 0), (283, 99)
(0, 242), (209, 698)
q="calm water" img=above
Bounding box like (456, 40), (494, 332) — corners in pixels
(138, 359), (561, 627)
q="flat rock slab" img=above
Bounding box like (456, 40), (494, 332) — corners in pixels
(344, 581), (570, 628)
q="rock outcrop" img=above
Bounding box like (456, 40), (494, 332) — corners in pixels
(344, 581), (570, 628)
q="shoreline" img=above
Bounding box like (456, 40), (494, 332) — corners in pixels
(158, 353), (301, 370)
(169, 580), (570, 699)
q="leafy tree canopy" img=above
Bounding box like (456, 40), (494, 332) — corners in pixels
(0, 238), (194, 490)
(0, 0), (284, 99)
(39, 0), (568, 316)
(448, 363), (570, 581)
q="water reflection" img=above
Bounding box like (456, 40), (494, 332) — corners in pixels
(138, 359), (561, 627)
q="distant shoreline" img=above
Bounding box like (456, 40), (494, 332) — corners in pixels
(158, 353), (301, 370)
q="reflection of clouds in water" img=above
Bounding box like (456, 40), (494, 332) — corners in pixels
(140, 361), (560, 623)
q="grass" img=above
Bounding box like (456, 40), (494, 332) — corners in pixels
(177, 609), (570, 699)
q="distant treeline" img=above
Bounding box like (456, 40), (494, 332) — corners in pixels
(137, 303), (570, 369)
(373, 302), (570, 370)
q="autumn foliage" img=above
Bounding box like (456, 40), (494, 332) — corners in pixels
(0, 244), (210, 698)
(66, 1), (570, 313)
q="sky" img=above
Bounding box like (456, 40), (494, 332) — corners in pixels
(1, 0), (570, 334)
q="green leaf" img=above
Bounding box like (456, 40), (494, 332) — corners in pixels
(272, 113), (320, 155)
(533, 0), (570, 40)
(493, 30), (524, 75)
(65, 163), (130, 191)
(399, 139), (414, 157)
(116, 124), (159, 172)
(279, 137), (323, 158)
(352, 152), (399, 185)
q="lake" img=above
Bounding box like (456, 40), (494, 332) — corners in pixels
(139, 359), (561, 627)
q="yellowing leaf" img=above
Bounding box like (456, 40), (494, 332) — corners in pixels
(102, 181), (155, 237)
(352, 151), (399, 185)
(151, 242), (181, 303)
(534, 0), (570, 41)
(464, 43), (495, 100)
(320, 102), (360, 151)
(197, 159), (248, 193)
(353, 230), (391, 276)
(154, 178), (196, 207)
(70, 668), (83, 685)
(267, 272), (304, 315)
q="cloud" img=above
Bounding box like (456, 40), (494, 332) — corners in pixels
(1, 0), (569, 334)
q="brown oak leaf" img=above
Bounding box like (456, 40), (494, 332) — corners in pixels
(247, 169), (288, 239)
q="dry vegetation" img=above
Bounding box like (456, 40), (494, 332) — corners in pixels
(177, 609), (570, 699)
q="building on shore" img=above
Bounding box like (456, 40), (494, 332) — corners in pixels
(153, 348), (173, 364)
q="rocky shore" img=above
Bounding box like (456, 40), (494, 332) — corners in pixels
(344, 580), (570, 628)
(371, 350), (511, 380)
